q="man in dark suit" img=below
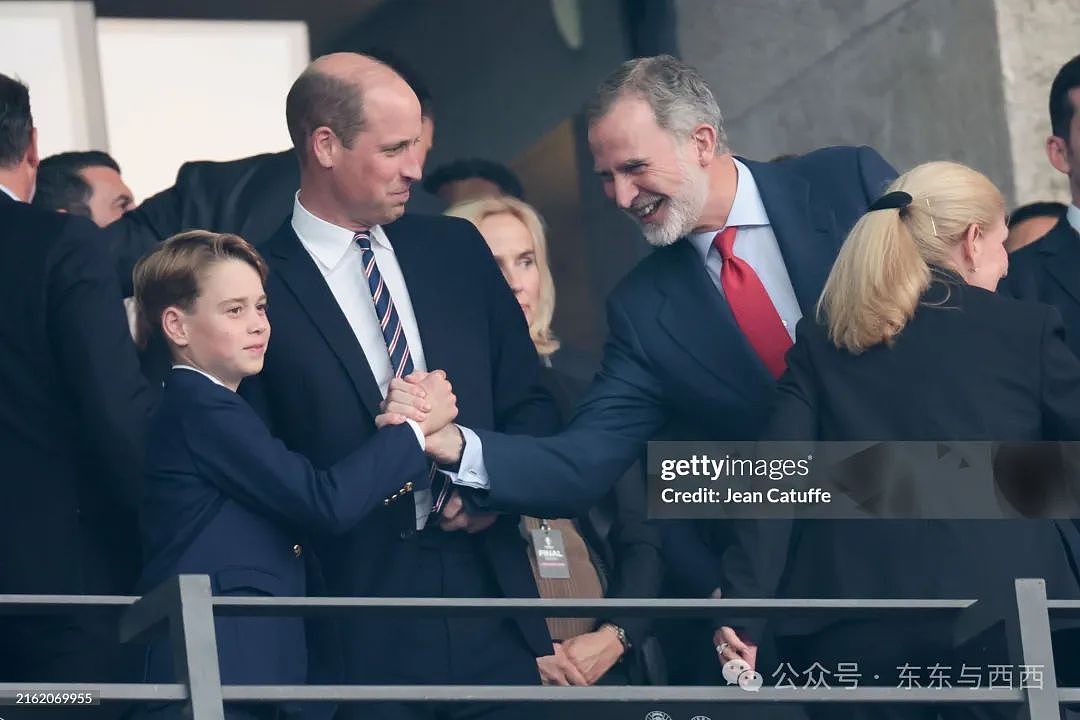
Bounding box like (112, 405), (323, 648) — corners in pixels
(420, 55), (896, 684)
(1002, 54), (1080, 690)
(242, 53), (556, 720)
(0, 73), (152, 704)
(34, 150), (135, 227)
(103, 55), (441, 297)
(1003, 54), (1080, 356)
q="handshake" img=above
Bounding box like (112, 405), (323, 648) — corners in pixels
(374, 370), (494, 533)
(375, 369), (463, 465)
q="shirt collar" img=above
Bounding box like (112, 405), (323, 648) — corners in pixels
(0, 183), (22, 202)
(687, 158), (770, 263)
(172, 364), (230, 389)
(1067, 204), (1080, 236)
(291, 191), (393, 270)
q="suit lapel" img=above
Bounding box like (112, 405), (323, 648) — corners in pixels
(384, 221), (463, 381)
(740, 158), (837, 315)
(654, 158), (840, 397)
(263, 222), (385, 420)
(655, 241), (770, 400)
(1039, 219), (1080, 306)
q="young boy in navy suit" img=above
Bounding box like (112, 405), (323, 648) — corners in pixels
(132, 230), (455, 720)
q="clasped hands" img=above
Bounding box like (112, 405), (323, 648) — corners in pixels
(375, 370), (496, 533)
(537, 626), (626, 686)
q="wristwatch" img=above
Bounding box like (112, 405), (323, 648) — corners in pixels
(602, 622), (631, 653)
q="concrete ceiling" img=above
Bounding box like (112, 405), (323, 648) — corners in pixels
(92, 0), (386, 55)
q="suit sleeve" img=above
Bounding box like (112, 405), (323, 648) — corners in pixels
(601, 463), (664, 647)
(182, 389), (429, 535)
(856, 146), (898, 203)
(48, 219), (154, 510)
(103, 180), (184, 296)
(477, 291), (669, 518)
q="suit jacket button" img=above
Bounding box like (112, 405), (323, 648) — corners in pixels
(404, 482), (413, 492)
(384, 498), (391, 506)
(292, 544), (303, 558)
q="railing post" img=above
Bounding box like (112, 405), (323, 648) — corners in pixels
(1013, 579), (1061, 720)
(170, 575), (225, 720)
(120, 575), (224, 720)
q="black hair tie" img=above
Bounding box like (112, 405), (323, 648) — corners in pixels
(866, 190), (913, 212)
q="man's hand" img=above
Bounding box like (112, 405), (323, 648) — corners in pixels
(714, 626), (757, 670)
(425, 423), (464, 466)
(380, 370), (458, 435)
(561, 627), (625, 685)
(438, 489), (497, 534)
(536, 643), (590, 686)
(374, 411), (408, 429)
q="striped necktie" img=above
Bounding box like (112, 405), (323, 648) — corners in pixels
(354, 230), (447, 515)
(355, 230), (414, 378)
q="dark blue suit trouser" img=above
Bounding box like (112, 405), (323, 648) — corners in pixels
(333, 525), (545, 720)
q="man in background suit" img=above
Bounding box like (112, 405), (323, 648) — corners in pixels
(242, 53), (556, 720)
(103, 53), (441, 296)
(422, 55), (896, 685)
(1003, 54), (1080, 688)
(1003, 54), (1080, 356)
(34, 150), (134, 227)
(0, 73), (152, 710)
(1005, 200), (1067, 253)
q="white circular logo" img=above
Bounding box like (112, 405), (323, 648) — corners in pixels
(722, 657), (751, 685)
(738, 670), (764, 692)
(644, 712), (673, 720)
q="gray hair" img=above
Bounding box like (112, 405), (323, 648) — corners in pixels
(586, 55), (727, 153)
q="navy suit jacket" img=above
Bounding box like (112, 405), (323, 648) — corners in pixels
(474, 146), (897, 598)
(240, 213), (559, 676)
(0, 193), (151, 596)
(1000, 216), (1080, 358)
(139, 368), (428, 686)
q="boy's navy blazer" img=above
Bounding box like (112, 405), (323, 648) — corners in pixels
(138, 367), (428, 686)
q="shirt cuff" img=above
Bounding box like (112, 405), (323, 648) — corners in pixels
(403, 419), (426, 452)
(443, 425), (490, 490)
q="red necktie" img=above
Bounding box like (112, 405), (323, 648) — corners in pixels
(714, 226), (793, 378)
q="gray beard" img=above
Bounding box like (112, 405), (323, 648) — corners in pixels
(635, 164), (710, 248)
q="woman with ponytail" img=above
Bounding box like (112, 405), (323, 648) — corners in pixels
(725, 162), (1080, 720)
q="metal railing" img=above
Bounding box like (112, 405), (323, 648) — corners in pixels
(0, 577), (1073, 719)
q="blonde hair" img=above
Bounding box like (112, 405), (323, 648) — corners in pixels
(446, 196), (561, 358)
(132, 230), (268, 351)
(818, 161), (1004, 353)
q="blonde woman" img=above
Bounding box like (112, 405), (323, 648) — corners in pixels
(447, 197), (664, 686)
(728, 161), (1080, 720)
